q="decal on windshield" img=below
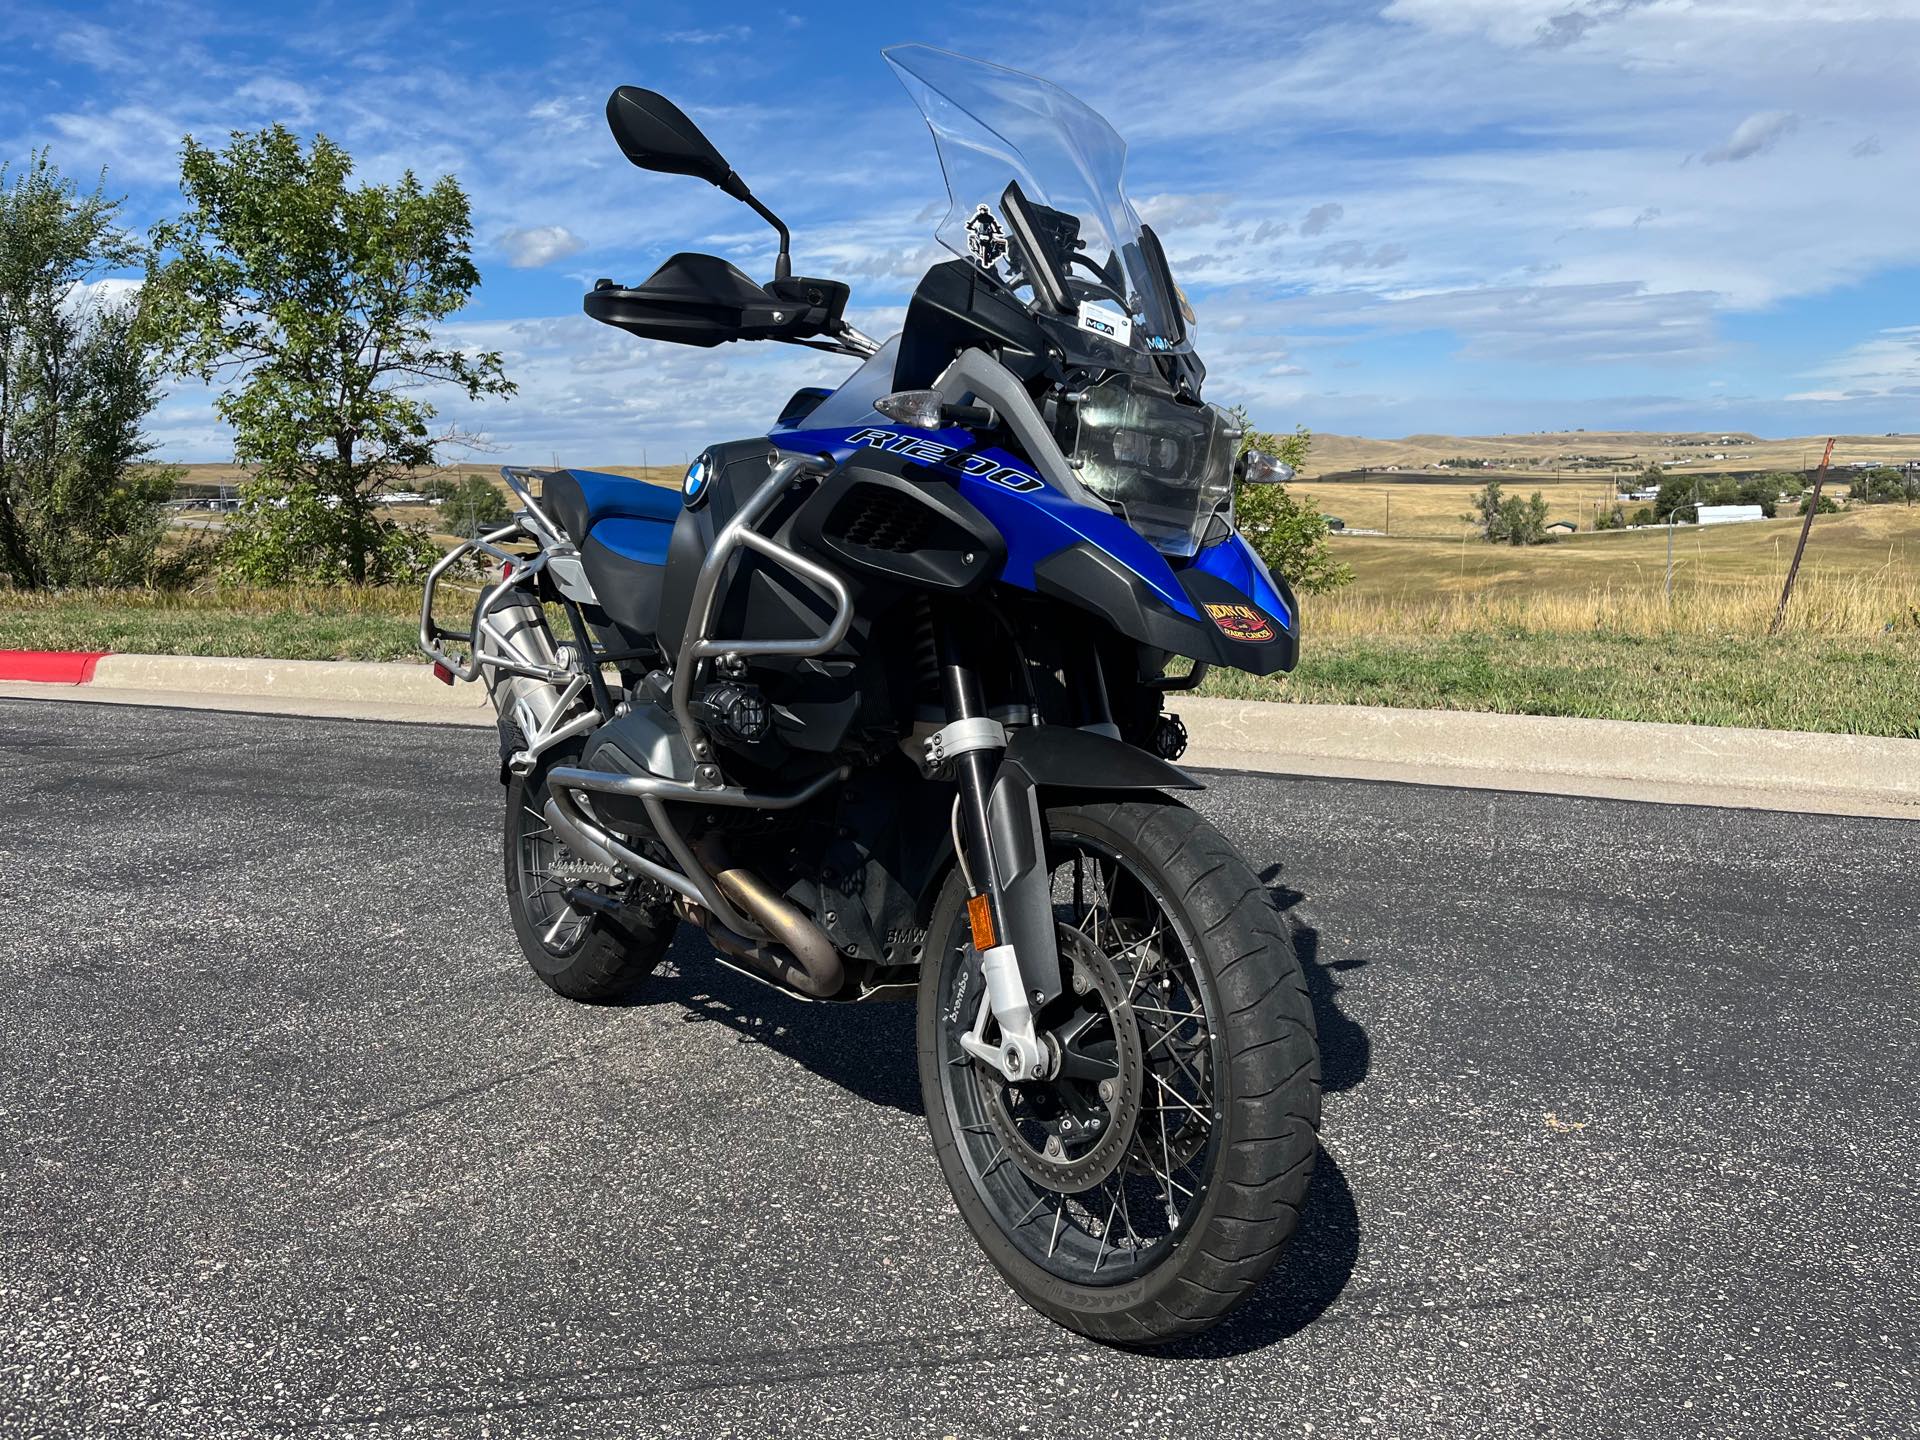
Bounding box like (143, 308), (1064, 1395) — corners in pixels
(1077, 301), (1133, 348)
(1204, 602), (1275, 643)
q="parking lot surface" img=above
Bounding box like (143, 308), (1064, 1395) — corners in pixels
(2, 698), (1915, 1437)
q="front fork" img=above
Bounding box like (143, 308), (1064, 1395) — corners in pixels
(936, 624), (1063, 1082)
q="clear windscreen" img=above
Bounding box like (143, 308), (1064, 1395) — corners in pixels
(884, 45), (1193, 357)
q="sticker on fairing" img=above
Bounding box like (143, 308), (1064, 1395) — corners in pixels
(1204, 602), (1276, 643)
(1076, 301), (1133, 347)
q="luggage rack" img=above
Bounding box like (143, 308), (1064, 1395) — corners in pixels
(417, 467), (571, 684)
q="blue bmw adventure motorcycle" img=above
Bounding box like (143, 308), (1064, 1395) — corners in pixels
(424, 46), (1319, 1343)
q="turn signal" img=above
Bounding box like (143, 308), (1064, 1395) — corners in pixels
(874, 389), (947, 430)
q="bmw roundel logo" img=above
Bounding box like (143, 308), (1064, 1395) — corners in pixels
(683, 455), (710, 509)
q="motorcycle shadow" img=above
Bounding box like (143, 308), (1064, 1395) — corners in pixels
(633, 930), (925, 1115)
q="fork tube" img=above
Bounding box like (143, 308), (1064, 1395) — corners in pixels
(935, 621), (1010, 944)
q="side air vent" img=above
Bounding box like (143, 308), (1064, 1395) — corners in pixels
(794, 469), (1006, 595)
(830, 485), (939, 554)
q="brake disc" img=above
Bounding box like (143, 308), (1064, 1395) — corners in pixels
(983, 926), (1145, 1194)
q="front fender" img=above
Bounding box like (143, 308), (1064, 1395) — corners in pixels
(1002, 725), (1201, 793)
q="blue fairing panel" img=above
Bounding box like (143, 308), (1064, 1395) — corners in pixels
(1187, 532), (1295, 634)
(773, 423), (1198, 620)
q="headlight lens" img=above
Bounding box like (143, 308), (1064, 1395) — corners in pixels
(1071, 376), (1236, 556)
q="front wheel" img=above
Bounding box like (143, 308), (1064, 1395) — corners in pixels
(917, 798), (1320, 1344)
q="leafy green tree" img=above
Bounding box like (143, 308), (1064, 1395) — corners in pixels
(1734, 477), (1778, 517)
(1800, 492), (1839, 517)
(1853, 466), (1911, 504)
(1468, 479), (1506, 536)
(1761, 469), (1804, 499)
(443, 471), (510, 536)
(1654, 474), (1697, 524)
(1629, 505), (1655, 527)
(1226, 408), (1351, 594)
(1465, 480), (1551, 544)
(0, 153), (181, 588)
(1593, 503), (1626, 531)
(1495, 490), (1551, 545)
(142, 126), (514, 585)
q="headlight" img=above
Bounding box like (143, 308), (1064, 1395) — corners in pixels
(1070, 376), (1235, 556)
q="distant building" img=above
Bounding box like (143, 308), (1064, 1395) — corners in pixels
(1697, 504), (1766, 526)
(1545, 520), (1577, 533)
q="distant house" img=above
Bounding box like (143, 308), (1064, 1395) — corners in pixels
(1697, 504), (1766, 526)
(1545, 520), (1577, 533)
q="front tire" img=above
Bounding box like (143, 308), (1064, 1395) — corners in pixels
(504, 747), (678, 1003)
(916, 798), (1320, 1344)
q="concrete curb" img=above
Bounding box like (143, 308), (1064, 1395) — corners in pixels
(1, 653), (1913, 821)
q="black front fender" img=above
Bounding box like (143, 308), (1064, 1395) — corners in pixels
(1002, 725), (1201, 793)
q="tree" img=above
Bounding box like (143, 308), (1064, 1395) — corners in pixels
(1593, 503), (1626, 531)
(1629, 505), (1655, 527)
(1495, 490), (1551, 545)
(1734, 477), (1778, 518)
(1853, 466), (1911, 504)
(142, 126), (514, 585)
(1467, 480), (1552, 544)
(1226, 408), (1352, 594)
(1800, 492), (1839, 517)
(1654, 473), (1697, 524)
(0, 153), (180, 589)
(443, 471), (509, 536)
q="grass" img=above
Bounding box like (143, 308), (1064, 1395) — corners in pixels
(0, 585), (425, 661)
(1203, 631), (1920, 738)
(6, 499), (1917, 738)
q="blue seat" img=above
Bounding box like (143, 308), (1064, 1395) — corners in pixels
(541, 468), (680, 544)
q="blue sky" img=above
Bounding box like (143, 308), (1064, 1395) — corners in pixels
(4, 0), (1918, 463)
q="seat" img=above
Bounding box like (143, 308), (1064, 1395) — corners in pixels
(580, 515), (674, 639)
(540, 468), (681, 545)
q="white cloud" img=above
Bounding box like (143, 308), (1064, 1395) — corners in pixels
(498, 225), (584, 268)
(1787, 326), (1920, 402)
(1701, 111), (1797, 165)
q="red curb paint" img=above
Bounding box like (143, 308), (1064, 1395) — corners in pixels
(0, 650), (110, 684)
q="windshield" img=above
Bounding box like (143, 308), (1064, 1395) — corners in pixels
(884, 45), (1193, 358)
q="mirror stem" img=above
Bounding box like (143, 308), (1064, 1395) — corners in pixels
(722, 172), (791, 283)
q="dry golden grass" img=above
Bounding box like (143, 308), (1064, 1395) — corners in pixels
(1301, 428), (1919, 478)
(1308, 570), (1920, 640)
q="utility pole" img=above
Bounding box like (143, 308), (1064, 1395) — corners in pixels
(1666, 518), (1675, 600)
(1770, 437), (1836, 637)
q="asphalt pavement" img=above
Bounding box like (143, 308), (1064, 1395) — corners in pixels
(1, 697), (1915, 1438)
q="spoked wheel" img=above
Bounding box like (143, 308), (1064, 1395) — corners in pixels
(503, 742), (678, 1003)
(918, 798), (1320, 1344)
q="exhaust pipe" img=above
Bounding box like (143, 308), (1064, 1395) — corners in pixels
(698, 840), (845, 1000)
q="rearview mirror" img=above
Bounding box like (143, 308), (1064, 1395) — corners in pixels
(605, 87), (742, 195)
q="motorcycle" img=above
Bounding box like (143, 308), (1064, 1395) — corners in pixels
(422, 45), (1319, 1344)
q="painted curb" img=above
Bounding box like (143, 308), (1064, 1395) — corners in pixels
(0, 649), (108, 684)
(0, 651), (1914, 820)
